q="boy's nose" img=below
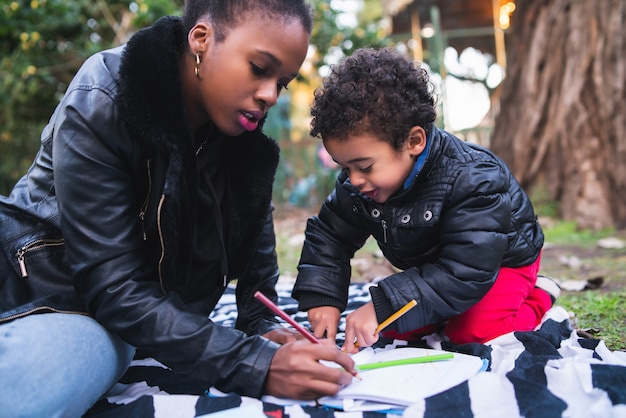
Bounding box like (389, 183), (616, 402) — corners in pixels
(350, 173), (366, 189)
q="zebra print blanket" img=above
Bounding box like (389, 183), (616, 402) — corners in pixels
(85, 282), (626, 418)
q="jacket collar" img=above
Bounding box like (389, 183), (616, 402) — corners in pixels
(116, 16), (190, 155)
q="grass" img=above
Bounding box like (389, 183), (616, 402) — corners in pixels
(558, 291), (626, 351)
(542, 219), (616, 246)
(539, 220), (626, 350)
(530, 181), (626, 349)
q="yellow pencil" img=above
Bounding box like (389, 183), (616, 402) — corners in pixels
(353, 299), (417, 348)
(375, 299), (417, 333)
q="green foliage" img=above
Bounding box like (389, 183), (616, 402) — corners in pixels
(310, 0), (391, 70)
(529, 184), (559, 218)
(0, 0), (182, 194)
(270, 137), (338, 208)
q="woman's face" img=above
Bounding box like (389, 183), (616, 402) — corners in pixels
(191, 17), (309, 136)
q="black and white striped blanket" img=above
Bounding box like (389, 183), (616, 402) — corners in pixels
(85, 282), (626, 418)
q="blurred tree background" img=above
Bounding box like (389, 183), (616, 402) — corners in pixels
(490, 0), (626, 230)
(3, 0), (624, 231)
(0, 0), (184, 193)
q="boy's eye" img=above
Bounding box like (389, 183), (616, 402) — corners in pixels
(359, 165), (372, 173)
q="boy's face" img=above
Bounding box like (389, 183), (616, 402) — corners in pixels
(323, 130), (425, 203)
(190, 17), (309, 136)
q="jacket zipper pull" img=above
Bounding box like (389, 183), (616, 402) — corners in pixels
(381, 219), (388, 243)
(16, 249), (28, 277)
(139, 210), (147, 240)
(223, 275), (228, 287)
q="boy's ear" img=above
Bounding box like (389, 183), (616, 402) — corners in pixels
(406, 126), (427, 156)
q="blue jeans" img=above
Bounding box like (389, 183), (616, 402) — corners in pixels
(0, 313), (135, 418)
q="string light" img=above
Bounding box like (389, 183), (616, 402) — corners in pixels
(499, 1), (516, 29)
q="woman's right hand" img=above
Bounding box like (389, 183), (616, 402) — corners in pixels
(307, 306), (341, 344)
(264, 340), (355, 400)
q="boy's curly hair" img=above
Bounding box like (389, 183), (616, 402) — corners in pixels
(310, 47), (437, 150)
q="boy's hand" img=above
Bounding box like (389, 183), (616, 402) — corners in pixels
(342, 302), (378, 353)
(307, 306), (341, 344)
(264, 340), (355, 399)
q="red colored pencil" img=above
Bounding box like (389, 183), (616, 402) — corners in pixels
(254, 290), (321, 344)
(254, 291), (361, 380)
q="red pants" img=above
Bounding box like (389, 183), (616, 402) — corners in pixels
(382, 254), (551, 344)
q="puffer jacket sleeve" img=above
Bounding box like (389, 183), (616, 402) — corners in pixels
(375, 161), (511, 332)
(53, 82), (277, 398)
(292, 183), (370, 312)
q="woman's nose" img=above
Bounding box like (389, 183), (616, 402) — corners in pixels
(255, 81), (278, 108)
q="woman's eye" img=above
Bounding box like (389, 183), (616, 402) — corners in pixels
(252, 63), (288, 92)
(251, 63), (266, 76)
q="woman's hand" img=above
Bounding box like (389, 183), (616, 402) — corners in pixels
(342, 302), (378, 353)
(307, 306), (341, 344)
(264, 340), (356, 400)
(262, 327), (302, 345)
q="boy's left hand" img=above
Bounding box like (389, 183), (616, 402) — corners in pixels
(342, 302), (379, 353)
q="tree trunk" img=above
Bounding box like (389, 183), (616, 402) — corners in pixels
(491, 0), (626, 230)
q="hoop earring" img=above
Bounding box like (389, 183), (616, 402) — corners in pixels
(194, 53), (201, 78)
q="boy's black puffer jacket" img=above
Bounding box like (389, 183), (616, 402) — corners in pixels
(293, 128), (544, 333)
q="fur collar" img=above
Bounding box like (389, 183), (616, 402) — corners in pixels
(116, 16), (190, 154)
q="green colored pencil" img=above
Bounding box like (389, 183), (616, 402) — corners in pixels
(355, 353), (454, 371)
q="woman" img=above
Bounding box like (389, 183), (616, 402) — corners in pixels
(0, 1), (355, 416)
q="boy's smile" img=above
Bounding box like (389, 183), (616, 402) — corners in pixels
(323, 130), (425, 203)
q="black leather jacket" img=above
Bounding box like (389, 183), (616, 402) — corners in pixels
(293, 128), (544, 332)
(0, 17), (284, 398)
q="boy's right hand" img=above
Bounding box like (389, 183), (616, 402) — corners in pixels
(264, 340), (355, 399)
(307, 306), (341, 344)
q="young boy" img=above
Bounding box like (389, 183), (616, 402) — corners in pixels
(292, 47), (559, 353)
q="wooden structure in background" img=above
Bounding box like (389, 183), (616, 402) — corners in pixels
(381, 0), (515, 140)
(381, 0), (513, 68)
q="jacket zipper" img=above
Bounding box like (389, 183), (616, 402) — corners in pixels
(16, 238), (65, 278)
(156, 194), (167, 293)
(204, 172), (229, 287)
(139, 159), (152, 241)
(381, 219), (388, 243)
(154, 194), (228, 290)
(0, 306), (88, 325)
(381, 201), (393, 244)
